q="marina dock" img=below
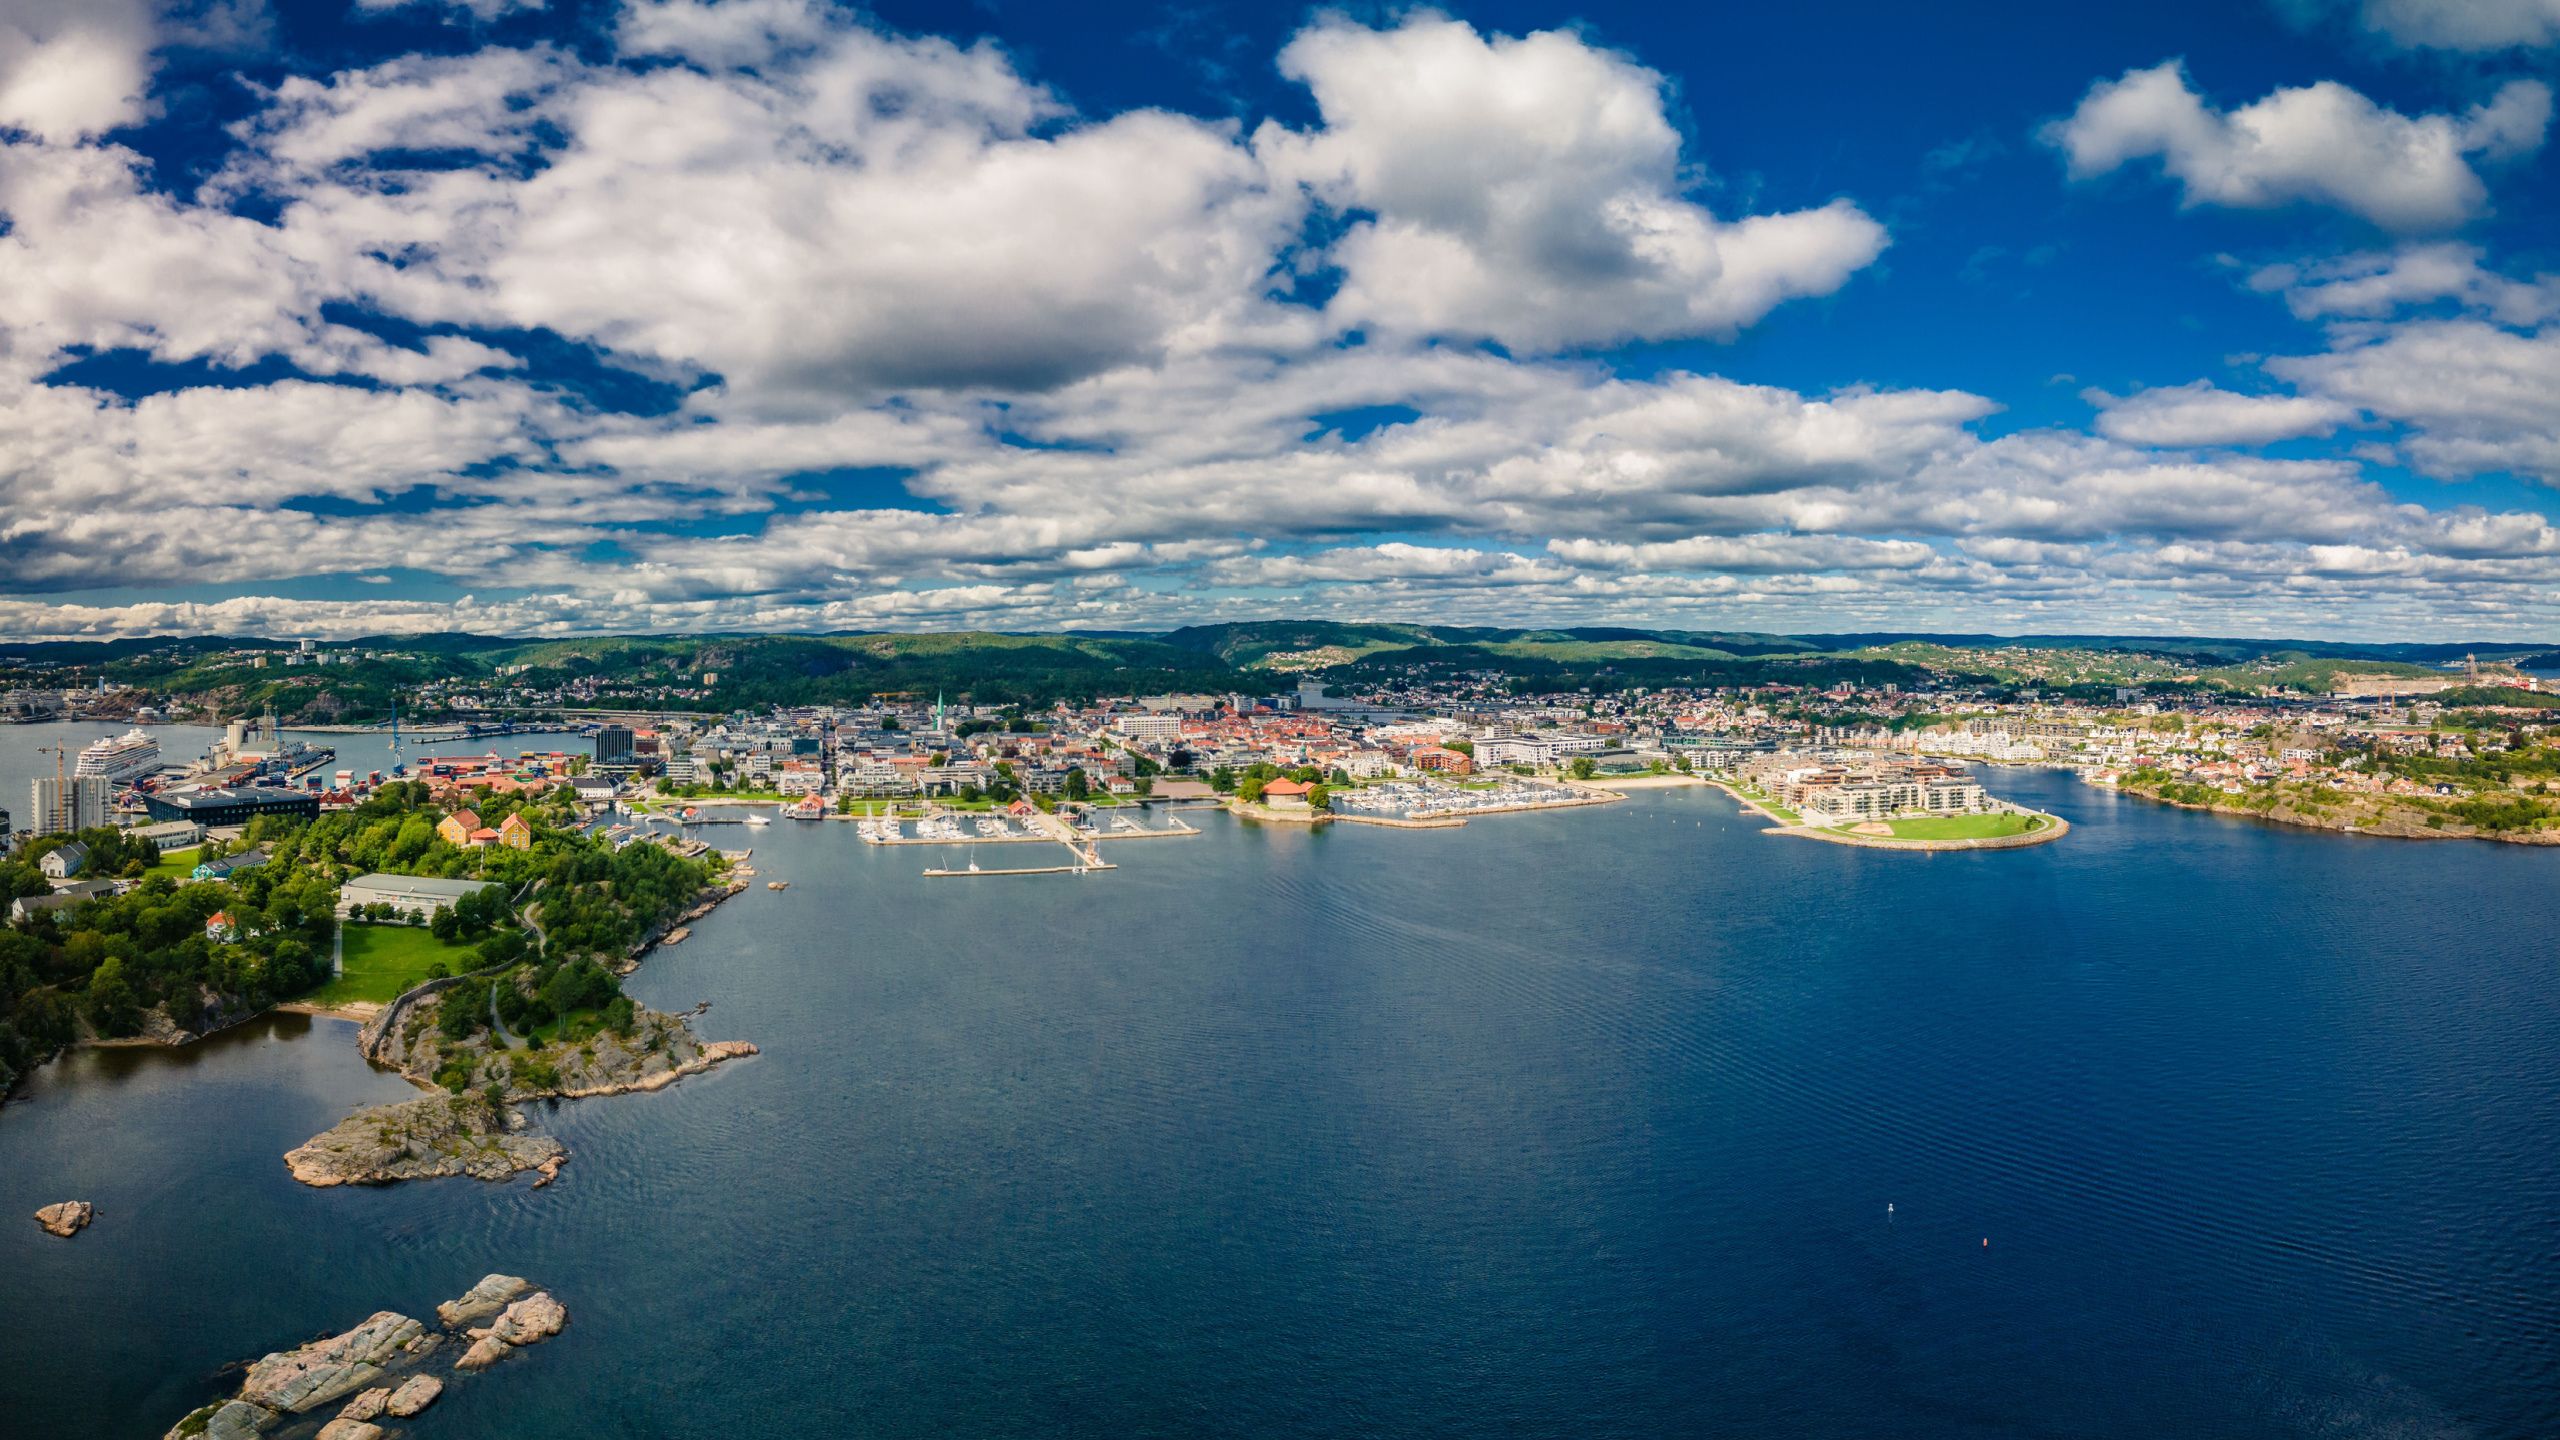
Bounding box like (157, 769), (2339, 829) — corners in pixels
(924, 860), (1116, 877)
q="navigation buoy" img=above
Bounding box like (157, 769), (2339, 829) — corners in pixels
(1982, 1238), (1989, 1248)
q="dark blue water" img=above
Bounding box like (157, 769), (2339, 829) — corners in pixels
(4, 771), (2557, 1437)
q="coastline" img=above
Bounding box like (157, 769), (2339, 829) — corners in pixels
(275, 1000), (381, 1024)
(2107, 780), (2560, 845)
(1768, 810), (2070, 852)
(1702, 777), (2067, 852)
(1581, 773), (1707, 791)
(1700, 778), (1802, 826)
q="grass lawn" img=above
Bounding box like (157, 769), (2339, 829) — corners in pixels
(1866, 812), (2048, 841)
(304, 924), (482, 1006)
(1724, 784), (1800, 822)
(142, 847), (202, 881)
(523, 1005), (611, 1048)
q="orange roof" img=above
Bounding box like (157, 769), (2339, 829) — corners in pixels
(1263, 779), (1313, 796)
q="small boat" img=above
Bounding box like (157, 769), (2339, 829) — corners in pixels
(744, 814), (773, 827)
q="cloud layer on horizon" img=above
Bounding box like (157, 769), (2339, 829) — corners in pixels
(3, 1), (2560, 643)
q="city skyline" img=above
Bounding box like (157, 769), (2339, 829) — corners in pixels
(6, 0), (2560, 642)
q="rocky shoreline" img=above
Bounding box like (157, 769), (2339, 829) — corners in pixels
(621, 877), (752, 974)
(165, 1274), (563, 1440)
(2113, 779), (2560, 844)
(286, 985), (755, 1188)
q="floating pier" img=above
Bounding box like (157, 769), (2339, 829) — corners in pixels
(924, 861), (1115, 878)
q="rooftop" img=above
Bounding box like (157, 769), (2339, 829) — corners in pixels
(341, 873), (495, 899)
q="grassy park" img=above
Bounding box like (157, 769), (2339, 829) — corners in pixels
(303, 924), (481, 1007)
(141, 847), (202, 881)
(1861, 811), (2049, 841)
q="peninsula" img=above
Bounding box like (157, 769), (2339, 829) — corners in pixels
(2, 773), (753, 1183)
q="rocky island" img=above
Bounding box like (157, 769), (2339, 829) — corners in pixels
(33, 1199), (92, 1237)
(164, 1274), (562, 1440)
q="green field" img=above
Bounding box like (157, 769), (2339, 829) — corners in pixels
(1720, 783), (1800, 822)
(1861, 812), (2048, 841)
(142, 847), (202, 881)
(304, 924), (482, 1006)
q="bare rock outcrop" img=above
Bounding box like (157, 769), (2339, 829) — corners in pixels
(239, 1310), (424, 1413)
(34, 1200), (92, 1237)
(163, 1399), (276, 1440)
(384, 1374), (443, 1417)
(457, 1290), (567, 1370)
(284, 1093), (564, 1188)
(436, 1273), (529, 1326)
(167, 1280), (557, 1438)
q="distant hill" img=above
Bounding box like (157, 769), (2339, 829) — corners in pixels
(9, 621), (2557, 720)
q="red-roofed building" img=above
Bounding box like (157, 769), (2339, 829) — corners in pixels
(1262, 779), (1314, 809)
(1409, 744), (1473, 775)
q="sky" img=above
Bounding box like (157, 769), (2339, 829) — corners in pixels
(3, 0), (2560, 642)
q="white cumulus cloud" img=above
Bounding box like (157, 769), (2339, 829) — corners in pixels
(2047, 61), (2550, 231)
(1259, 14), (1887, 351)
(2090, 381), (2359, 447)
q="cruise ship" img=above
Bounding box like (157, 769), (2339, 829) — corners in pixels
(73, 729), (163, 784)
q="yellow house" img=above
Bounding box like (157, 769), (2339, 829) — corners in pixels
(436, 808), (482, 848)
(497, 813), (534, 850)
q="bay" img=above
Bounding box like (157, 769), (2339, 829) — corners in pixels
(2, 768), (2556, 1437)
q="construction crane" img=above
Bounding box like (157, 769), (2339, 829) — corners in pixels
(34, 742), (69, 835)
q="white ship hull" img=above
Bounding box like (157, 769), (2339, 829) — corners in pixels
(73, 730), (163, 784)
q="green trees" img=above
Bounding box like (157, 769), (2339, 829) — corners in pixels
(1064, 768), (1091, 801)
(1306, 784), (1331, 812)
(1237, 776), (1268, 804)
(0, 777), (706, 1097)
(20, 827), (159, 879)
(1567, 756), (1599, 780)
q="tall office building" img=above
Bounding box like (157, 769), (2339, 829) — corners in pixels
(595, 724), (635, 765)
(29, 776), (113, 836)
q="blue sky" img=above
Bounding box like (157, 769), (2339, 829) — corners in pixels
(3, 0), (2559, 640)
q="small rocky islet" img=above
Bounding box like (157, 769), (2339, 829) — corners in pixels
(165, 1274), (563, 1440)
(283, 982), (755, 1188)
(34, 1199), (93, 1237)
